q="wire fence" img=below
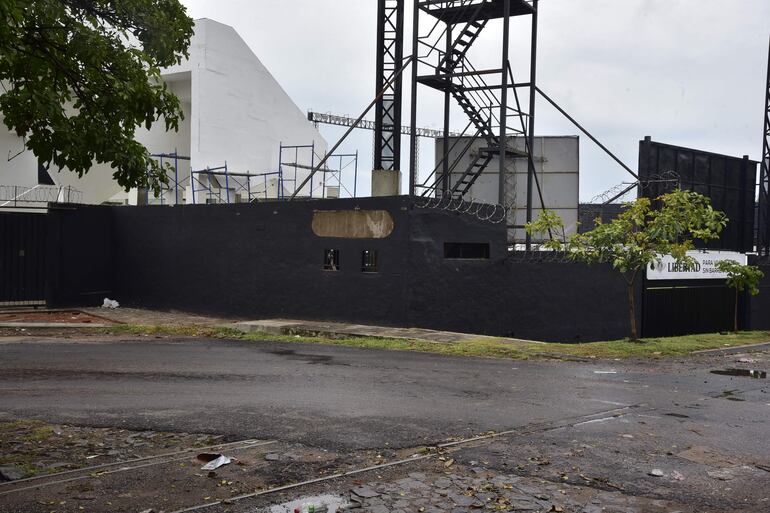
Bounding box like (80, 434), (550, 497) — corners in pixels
(0, 185), (83, 207)
(414, 191), (509, 224)
(580, 171), (681, 222)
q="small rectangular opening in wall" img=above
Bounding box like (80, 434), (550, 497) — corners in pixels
(444, 242), (490, 260)
(361, 250), (379, 273)
(323, 249), (340, 271)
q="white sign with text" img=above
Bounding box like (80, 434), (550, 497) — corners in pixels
(646, 250), (747, 281)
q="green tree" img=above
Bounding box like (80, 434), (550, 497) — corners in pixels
(526, 189), (728, 340)
(714, 260), (764, 332)
(0, 0), (194, 194)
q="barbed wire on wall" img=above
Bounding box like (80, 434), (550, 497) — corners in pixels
(506, 247), (575, 263)
(413, 190), (508, 224)
(0, 184), (84, 206)
(509, 171), (682, 263)
(581, 171), (681, 220)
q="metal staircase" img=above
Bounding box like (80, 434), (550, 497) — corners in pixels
(414, 0), (534, 199)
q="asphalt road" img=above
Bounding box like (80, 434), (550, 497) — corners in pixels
(0, 336), (767, 455)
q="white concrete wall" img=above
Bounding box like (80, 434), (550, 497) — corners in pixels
(435, 136), (580, 243)
(186, 19), (327, 201)
(0, 18), (326, 206)
(0, 129), (37, 187)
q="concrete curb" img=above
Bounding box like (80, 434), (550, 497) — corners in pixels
(692, 342), (770, 355)
(0, 322), (111, 329)
(227, 319), (543, 346)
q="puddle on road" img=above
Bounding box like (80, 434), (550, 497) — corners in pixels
(711, 369), (767, 379)
(264, 494), (349, 513)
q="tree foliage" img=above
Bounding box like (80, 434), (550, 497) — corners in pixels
(715, 259), (764, 332)
(0, 0), (194, 193)
(715, 260), (764, 296)
(526, 189), (728, 340)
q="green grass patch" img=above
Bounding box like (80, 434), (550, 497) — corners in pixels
(97, 324), (770, 361)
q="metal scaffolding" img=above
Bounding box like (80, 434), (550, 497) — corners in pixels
(280, 142), (360, 199)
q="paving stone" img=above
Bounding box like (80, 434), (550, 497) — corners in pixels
(0, 465), (24, 481)
(433, 477), (452, 488)
(452, 495), (478, 507)
(351, 486), (379, 499)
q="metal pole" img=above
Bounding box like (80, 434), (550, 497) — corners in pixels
(278, 142), (283, 200)
(354, 150), (359, 198)
(225, 162), (230, 204)
(536, 87), (639, 180)
(310, 141), (315, 198)
(499, 0), (511, 206)
(408, 0), (420, 196)
(174, 150), (179, 205)
(159, 154), (164, 205)
(525, 0), (538, 250)
(442, 24), (452, 194)
(760, 35), (770, 255)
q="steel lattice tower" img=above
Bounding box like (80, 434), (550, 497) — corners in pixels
(374, 0), (405, 174)
(760, 36), (770, 256)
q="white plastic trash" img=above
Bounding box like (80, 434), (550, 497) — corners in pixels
(101, 298), (120, 309)
(201, 454), (231, 470)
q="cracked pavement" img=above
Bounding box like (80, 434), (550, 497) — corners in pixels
(0, 335), (768, 512)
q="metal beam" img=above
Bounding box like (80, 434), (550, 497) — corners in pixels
(308, 111), (461, 139)
(524, 0), (538, 249)
(374, 0), (405, 173)
(536, 86), (639, 180)
(759, 35), (770, 255)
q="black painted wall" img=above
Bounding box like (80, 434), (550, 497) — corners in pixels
(45, 205), (112, 307)
(747, 257), (770, 331)
(0, 212), (47, 303)
(638, 137), (757, 253)
(109, 197), (412, 325)
(578, 204), (626, 233)
(99, 197), (632, 342)
(41, 196), (764, 342)
(405, 208), (637, 341)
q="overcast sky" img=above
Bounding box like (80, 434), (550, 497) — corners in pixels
(180, 0), (770, 201)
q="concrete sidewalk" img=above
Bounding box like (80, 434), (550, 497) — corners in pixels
(80, 307), (233, 326)
(230, 318), (543, 345)
(31, 307), (543, 346)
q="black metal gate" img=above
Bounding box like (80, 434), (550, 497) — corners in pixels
(0, 212), (47, 306)
(642, 282), (734, 338)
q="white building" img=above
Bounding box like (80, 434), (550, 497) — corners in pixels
(0, 18), (328, 209)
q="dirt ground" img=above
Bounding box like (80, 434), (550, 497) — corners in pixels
(4, 417), (761, 513)
(0, 420), (413, 513)
(0, 311), (114, 324)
